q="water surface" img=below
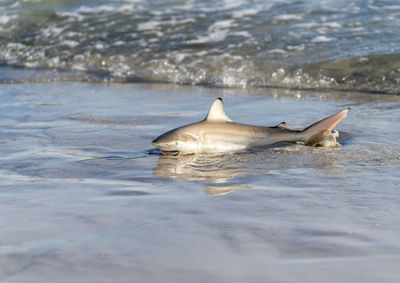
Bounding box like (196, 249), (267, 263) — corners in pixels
(1, 0), (400, 93)
(1, 82), (399, 282)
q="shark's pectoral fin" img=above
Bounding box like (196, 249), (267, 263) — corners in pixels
(205, 98), (233, 122)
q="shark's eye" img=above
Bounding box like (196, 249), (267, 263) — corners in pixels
(175, 141), (179, 146)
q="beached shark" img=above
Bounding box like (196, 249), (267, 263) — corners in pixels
(152, 98), (349, 155)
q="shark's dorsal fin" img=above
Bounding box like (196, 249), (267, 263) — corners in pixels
(205, 98), (233, 122)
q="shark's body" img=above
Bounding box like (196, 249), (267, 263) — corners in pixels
(153, 98), (349, 155)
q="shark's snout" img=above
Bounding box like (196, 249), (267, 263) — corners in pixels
(152, 131), (187, 155)
(152, 135), (162, 146)
(152, 131), (174, 146)
(152, 129), (180, 149)
(152, 134), (175, 155)
(152, 127), (201, 155)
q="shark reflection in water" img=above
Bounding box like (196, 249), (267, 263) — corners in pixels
(152, 153), (245, 183)
(152, 145), (348, 195)
(152, 153), (252, 195)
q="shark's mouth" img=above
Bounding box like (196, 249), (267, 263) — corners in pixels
(161, 150), (180, 156)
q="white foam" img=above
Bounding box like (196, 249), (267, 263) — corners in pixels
(113, 41), (125, 46)
(324, 22), (342, 28)
(77, 5), (115, 13)
(222, 74), (247, 88)
(118, 4), (135, 12)
(209, 19), (235, 30)
(274, 14), (303, 21)
(312, 35), (336, 43)
(71, 63), (87, 71)
(269, 49), (287, 54)
(9, 1), (20, 8)
(165, 17), (195, 26)
(110, 62), (131, 78)
(0, 14), (17, 25)
(60, 40), (79, 48)
(48, 57), (61, 67)
(64, 31), (79, 37)
(57, 11), (84, 21)
(41, 26), (64, 38)
(188, 19), (236, 43)
(286, 44), (305, 51)
(5, 42), (25, 51)
(173, 53), (187, 64)
(189, 30), (228, 43)
(25, 61), (40, 68)
(232, 8), (259, 18)
(137, 20), (160, 31)
(95, 43), (105, 49)
(231, 31), (251, 38)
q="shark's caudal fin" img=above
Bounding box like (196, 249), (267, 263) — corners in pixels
(301, 108), (350, 145)
(205, 98), (233, 122)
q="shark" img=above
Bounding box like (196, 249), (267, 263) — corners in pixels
(152, 98), (349, 155)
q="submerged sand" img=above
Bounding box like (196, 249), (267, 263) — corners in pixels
(1, 82), (400, 282)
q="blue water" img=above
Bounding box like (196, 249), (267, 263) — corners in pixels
(1, 0), (400, 93)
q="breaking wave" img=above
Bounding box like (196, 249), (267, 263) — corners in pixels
(1, 0), (400, 94)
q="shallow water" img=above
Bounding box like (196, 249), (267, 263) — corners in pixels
(0, 82), (399, 282)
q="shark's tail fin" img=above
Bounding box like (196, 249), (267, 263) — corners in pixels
(301, 108), (350, 146)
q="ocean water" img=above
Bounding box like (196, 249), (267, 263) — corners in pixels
(1, 0), (400, 93)
(1, 82), (400, 282)
(1, 0), (400, 282)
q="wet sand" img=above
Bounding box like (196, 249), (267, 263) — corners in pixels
(1, 82), (400, 282)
